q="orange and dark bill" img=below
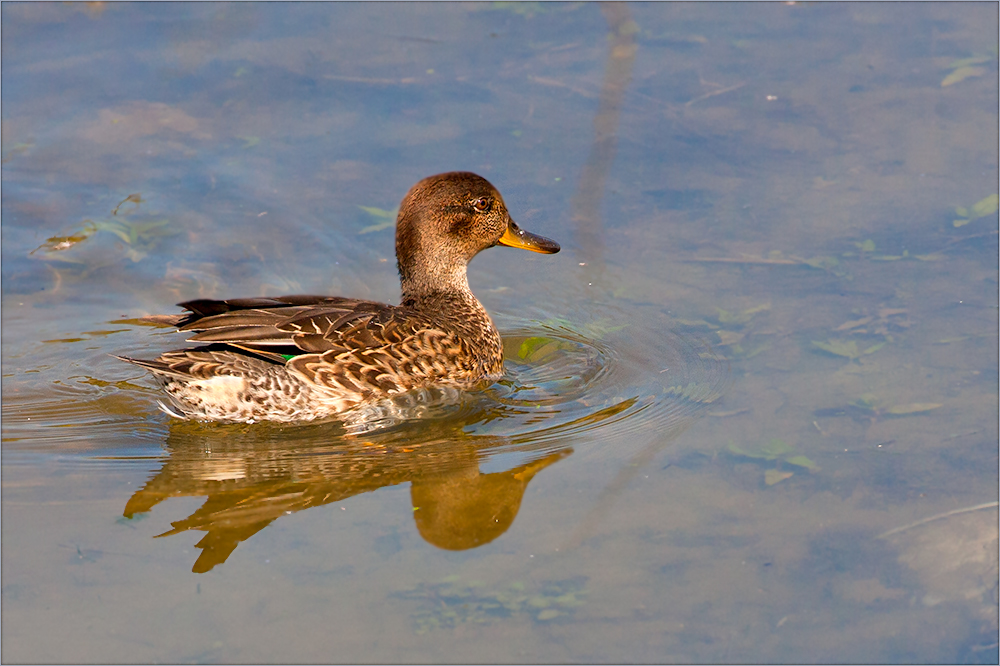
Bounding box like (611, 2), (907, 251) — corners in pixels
(497, 220), (560, 254)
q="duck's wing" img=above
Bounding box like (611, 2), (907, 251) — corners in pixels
(134, 295), (475, 396)
(167, 295), (433, 360)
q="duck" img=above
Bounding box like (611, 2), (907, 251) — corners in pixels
(118, 172), (560, 423)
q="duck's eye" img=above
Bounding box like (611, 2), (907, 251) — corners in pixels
(472, 197), (492, 213)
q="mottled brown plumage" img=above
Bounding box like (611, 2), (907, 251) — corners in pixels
(119, 172), (560, 423)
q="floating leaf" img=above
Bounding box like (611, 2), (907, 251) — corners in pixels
(955, 206), (969, 218)
(941, 66), (986, 87)
(884, 403), (943, 415)
(765, 469), (795, 486)
(854, 239), (876, 252)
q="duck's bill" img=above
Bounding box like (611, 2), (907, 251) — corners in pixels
(498, 221), (561, 254)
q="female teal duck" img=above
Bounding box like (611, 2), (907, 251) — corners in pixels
(120, 172), (560, 423)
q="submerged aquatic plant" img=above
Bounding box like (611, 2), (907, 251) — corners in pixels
(952, 193), (998, 228)
(393, 575), (588, 634)
(940, 54), (995, 87)
(30, 192), (177, 264)
(357, 205), (398, 234)
(727, 438), (819, 486)
(811, 338), (885, 361)
(814, 393), (943, 423)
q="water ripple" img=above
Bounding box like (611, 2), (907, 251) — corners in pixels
(3, 318), (730, 472)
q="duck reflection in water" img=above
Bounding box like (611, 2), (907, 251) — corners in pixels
(123, 418), (571, 573)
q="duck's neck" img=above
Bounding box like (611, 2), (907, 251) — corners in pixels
(398, 257), (472, 305)
(399, 280), (481, 312)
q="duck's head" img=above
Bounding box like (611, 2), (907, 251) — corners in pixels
(396, 172), (560, 299)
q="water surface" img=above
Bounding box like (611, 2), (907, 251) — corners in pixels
(2, 3), (997, 663)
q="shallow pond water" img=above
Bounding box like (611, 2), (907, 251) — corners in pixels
(2, 3), (997, 663)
